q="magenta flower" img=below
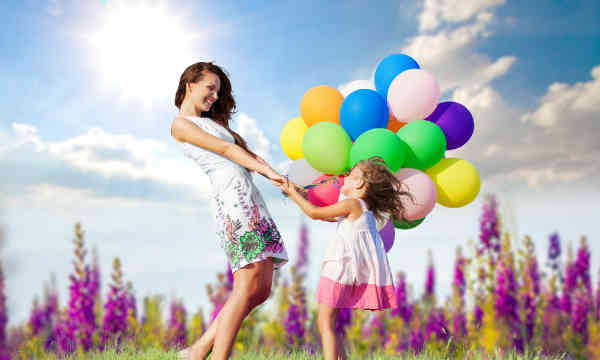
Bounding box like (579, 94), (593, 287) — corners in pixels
(0, 258), (9, 360)
(548, 233), (561, 260)
(473, 304), (483, 329)
(409, 329), (424, 353)
(425, 309), (449, 342)
(424, 251), (435, 299)
(574, 237), (591, 294)
(285, 303), (305, 345)
(392, 272), (412, 323)
(100, 258), (129, 349)
(166, 299), (187, 349)
(58, 223), (98, 354)
(571, 288), (589, 344)
(335, 308), (352, 337)
(295, 222), (309, 272)
(494, 261), (523, 352)
(478, 194), (500, 260)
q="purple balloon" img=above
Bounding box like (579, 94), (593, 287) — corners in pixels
(379, 220), (395, 253)
(425, 102), (474, 150)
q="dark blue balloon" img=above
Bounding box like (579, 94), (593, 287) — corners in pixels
(340, 89), (389, 141)
(425, 101), (474, 150)
(374, 54), (420, 100)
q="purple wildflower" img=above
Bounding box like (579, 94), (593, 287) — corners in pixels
(453, 249), (466, 297)
(335, 308), (352, 337)
(100, 258), (129, 349)
(453, 311), (467, 339)
(478, 194), (501, 260)
(574, 237), (591, 294)
(409, 329), (424, 353)
(392, 272), (412, 323)
(548, 233), (561, 261)
(285, 303), (305, 345)
(424, 250), (435, 299)
(473, 304), (484, 328)
(571, 288), (589, 344)
(452, 247), (467, 338)
(561, 260), (577, 314)
(425, 309), (450, 342)
(59, 223), (97, 353)
(295, 222), (309, 272)
(494, 260), (523, 352)
(208, 264), (234, 323)
(166, 299), (187, 349)
(0, 257), (9, 360)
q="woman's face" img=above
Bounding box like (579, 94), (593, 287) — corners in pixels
(188, 71), (221, 112)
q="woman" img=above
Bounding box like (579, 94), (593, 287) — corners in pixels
(171, 62), (288, 360)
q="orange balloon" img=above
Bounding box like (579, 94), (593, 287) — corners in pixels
(300, 85), (344, 126)
(387, 114), (406, 133)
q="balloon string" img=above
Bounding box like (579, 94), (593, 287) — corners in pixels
(282, 175), (341, 198)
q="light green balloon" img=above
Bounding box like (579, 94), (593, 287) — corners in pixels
(302, 122), (352, 175)
(396, 120), (446, 170)
(349, 128), (407, 172)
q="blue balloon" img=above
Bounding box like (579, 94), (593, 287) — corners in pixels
(374, 54), (420, 99)
(340, 89), (389, 141)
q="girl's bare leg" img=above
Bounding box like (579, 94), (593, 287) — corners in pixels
(318, 304), (339, 360)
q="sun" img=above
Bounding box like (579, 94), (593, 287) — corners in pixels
(86, 1), (198, 103)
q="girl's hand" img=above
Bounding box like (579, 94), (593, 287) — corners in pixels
(259, 166), (285, 186)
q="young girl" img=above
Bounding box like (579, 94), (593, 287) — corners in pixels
(280, 157), (409, 360)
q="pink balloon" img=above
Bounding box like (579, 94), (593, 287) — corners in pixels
(379, 220), (395, 253)
(395, 168), (437, 220)
(387, 69), (440, 122)
(308, 175), (345, 207)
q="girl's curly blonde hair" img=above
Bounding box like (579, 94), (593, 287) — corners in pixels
(353, 157), (413, 223)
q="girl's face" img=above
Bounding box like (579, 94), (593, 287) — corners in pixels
(187, 71), (221, 112)
(341, 165), (364, 196)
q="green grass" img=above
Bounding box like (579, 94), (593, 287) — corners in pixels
(29, 346), (568, 360)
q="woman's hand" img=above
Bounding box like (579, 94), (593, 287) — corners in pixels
(261, 166), (286, 186)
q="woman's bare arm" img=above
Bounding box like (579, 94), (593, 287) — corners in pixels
(171, 117), (281, 180)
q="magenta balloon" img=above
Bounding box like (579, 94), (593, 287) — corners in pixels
(395, 168), (437, 220)
(307, 175), (345, 207)
(425, 101), (474, 150)
(379, 220), (395, 253)
(387, 69), (440, 122)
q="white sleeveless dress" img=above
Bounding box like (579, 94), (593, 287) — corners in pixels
(178, 116), (288, 272)
(316, 198), (396, 310)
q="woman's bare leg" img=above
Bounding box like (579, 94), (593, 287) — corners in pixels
(208, 259), (273, 360)
(318, 304), (339, 360)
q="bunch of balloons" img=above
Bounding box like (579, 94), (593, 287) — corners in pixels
(280, 54), (481, 251)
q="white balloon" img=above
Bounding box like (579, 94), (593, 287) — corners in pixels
(286, 158), (323, 187)
(387, 69), (440, 122)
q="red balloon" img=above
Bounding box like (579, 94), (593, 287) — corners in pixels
(307, 175), (345, 207)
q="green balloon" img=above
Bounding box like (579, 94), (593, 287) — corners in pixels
(302, 122), (352, 175)
(393, 217), (425, 229)
(349, 128), (408, 172)
(396, 120), (446, 170)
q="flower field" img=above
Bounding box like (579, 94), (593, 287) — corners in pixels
(0, 194), (596, 359)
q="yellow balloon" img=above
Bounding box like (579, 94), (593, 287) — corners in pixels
(280, 116), (308, 160)
(426, 158), (480, 208)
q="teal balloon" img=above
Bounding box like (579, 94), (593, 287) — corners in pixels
(302, 122), (352, 175)
(393, 217), (424, 229)
(349, 128), (408, 172)
(396, 120), (446, 170)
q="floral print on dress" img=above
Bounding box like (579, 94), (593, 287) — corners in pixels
(214, 178), (286, 270)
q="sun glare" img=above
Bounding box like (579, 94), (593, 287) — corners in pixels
(87, 2), (197, 103)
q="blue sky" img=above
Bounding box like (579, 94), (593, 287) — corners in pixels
(1, 0), (599, 326)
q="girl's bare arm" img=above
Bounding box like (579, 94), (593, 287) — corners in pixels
(282, 180), (362, 221)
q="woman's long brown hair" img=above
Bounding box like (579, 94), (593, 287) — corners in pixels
(175, 62), (256, 157)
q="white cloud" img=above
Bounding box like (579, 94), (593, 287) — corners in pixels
(338, 79), (375, 97)
(233, 112), (272, 161)
(419, 0), (505, 32)
(1, 123), (212, 201)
